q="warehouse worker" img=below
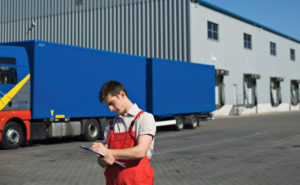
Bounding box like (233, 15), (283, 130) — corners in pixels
(91, 80), (156, 185)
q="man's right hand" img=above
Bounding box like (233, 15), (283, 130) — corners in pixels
(91, 142), (115, 167)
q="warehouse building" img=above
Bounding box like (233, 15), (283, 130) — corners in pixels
(1, 0), (300, 116)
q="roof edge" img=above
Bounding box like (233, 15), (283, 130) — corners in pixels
(192, 0), (300, 44)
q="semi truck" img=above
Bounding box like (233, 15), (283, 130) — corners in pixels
(0, 40), (215, 149)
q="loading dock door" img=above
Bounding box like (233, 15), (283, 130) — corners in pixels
(270, 77), (283, 107)
(215, 69), (229, 109)
(291, 80), (300, 106)
(244, 74), (260, 108)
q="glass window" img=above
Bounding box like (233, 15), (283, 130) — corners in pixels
(0, 67), (17, 84)
(290, 48), (295, 61)
(244, 33), (252, 49)
(270, 42), (276, 56)
(207, 21), (219, 41)
(0, 57), (16, 65)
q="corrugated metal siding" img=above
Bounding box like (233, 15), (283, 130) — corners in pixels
(0, 0), (190, 61)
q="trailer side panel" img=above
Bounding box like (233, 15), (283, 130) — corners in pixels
(147, 58), (215, 116)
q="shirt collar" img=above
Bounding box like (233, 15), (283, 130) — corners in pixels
(125, 103), (140, 117)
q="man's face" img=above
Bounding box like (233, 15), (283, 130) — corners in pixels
(104, 92), (127, 116)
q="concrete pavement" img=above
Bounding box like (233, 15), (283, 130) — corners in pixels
(1, 112), (300, 185)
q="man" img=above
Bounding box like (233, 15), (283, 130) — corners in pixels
(92, 81), (156, 185)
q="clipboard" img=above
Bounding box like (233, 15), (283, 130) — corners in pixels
(79, 145), (126, 168)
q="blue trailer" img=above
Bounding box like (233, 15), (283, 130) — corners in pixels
(0, 40), (215, 149)
(146, 58), (215, 129)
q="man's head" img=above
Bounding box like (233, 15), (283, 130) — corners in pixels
(99, 81), (132, 116)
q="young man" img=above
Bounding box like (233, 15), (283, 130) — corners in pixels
(91, 81), (156, 185)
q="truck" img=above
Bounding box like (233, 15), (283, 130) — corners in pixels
(0, 40), (215, 149)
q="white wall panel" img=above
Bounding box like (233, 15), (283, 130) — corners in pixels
(190, 1), (300, 113)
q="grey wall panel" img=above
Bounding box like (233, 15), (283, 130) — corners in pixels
(0, 0), (190, 61)
(190, 1), (300, 107)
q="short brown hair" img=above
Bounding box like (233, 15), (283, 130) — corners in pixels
(99, 81), (128, 102)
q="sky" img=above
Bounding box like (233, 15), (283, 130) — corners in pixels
(202, 0), (300, 41)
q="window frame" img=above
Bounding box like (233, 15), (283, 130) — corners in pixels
(207, 21), (219, 41)
(243, 33), (252, 50)
(270, 42), (276, 56)
(290, 48), (296, 61)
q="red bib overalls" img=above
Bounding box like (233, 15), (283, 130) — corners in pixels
(104, 110), (154, 185)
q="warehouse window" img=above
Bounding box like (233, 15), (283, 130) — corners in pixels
(244, 33), (252, 49)
(207, 21), (219, 41)
(270, 42), (276, 56)
(290, 49), (295, 61)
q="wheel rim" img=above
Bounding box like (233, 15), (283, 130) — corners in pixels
(88, 124), (98, 138)
(178, 119), (184, 129)
(6, 128), (20, 145)
(192, 118), (198, 128)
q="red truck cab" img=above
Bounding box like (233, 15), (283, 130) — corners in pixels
(0, 46), (31, 149)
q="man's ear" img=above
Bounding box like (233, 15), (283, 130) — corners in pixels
(119, 90), (126, 98)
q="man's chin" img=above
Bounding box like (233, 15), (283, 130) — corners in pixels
(115, 110), (126, 116)
(114, 111), (121, 115)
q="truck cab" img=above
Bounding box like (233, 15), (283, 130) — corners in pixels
(0, 45), (31, 149)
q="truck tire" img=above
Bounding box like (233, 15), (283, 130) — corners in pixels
(197, 117), (201, 127)
(190, 116), (198, 129)
(175, 117), (184, 131)
(0, 121), (25, 150)
(82, 119), (101, 141)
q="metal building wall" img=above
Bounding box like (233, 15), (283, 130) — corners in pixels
(189, 1), (300, 115)
(0, 0), (190, 61)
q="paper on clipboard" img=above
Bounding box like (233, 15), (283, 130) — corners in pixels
(79, 145), (126, 168)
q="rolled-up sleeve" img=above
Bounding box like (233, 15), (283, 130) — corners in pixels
(138, 112), (156, 137)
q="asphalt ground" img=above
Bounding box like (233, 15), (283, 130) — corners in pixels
(0, 112), (300, 185)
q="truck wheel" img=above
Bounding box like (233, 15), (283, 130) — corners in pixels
(197, 117), (201, 127)
(190, 116), (198, 129)
(0, 121), (24, 150)
(82, 119), (100, 141)
(175, 117), (184, 131)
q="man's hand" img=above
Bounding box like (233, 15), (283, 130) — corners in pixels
(91, 142), (107, 155)
(91, 142), (115, 167)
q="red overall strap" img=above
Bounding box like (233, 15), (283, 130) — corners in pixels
(133, 110), (145, 123)
(109, 121), (114, 130)
(129, 110), (144, 133)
